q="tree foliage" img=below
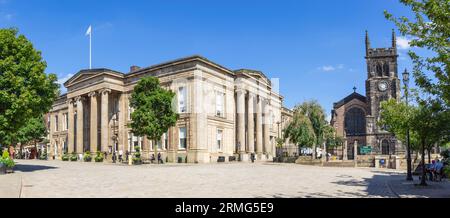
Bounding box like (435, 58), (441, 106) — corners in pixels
(385, 0), (450, 106)
(0, 28), (59, 146)
(283, 112), (315, 148)
(129, 76), (179, 143)
(379, 96), (449, 185)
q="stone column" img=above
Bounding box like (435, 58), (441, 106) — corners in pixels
(256, 96), (263, 159)
(89, 91), (98, 153)
(263, 99), (271, 156)
(68, 99), (75, 153)
(101, 89), (111, 152)
(236, 89), (246, 160)
(247, 93), (255, 154)
(343, 139), (348, 161)
(75, 96), (84, 154)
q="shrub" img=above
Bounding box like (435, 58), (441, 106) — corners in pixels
(95, 151), (104, 162)
(444, 166), (450, 178)
(133, 146), (142, 164)
(2, 150), (10, 159)
(2, 158), (15, 168)
(39, 150), (47, 160)
(84, 151), (92, 162)
(441, 150), (450, 159)
(61, 154), (69, 161)
(70, 152), (78, 161)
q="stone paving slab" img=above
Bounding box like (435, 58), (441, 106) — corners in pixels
(0, 173), (22, 198)
(388, 177), (450, 198)
(3, 160), (437, 198)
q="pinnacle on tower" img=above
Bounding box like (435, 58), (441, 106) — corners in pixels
(392, 29), (397, 50)
(365, 30), (371, 56)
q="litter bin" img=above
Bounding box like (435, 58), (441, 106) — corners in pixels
(379, 159), (386, 168)
(218, 156), (225, 163)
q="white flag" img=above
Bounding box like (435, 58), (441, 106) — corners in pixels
(85, 25), (92, 36)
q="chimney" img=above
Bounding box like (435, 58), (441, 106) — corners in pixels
(130, 65), (141, 72)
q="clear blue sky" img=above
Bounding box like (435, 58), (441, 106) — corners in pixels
(0, 0), (416, 118)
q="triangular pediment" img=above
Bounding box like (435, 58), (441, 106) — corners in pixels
(64, 68), (124, 87)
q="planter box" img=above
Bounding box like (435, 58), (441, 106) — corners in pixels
(5, 167), (13, 174)
(0, 164), (6, 175)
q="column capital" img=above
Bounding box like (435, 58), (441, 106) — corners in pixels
(74, 96), (85, 103)
(248, 92), (256, 98)
(101, 88), (112, 95)
(236, 88), (246, 94)
(88, 91), (98, 98)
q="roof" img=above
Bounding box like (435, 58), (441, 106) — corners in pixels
(127, 55), (235, 77)
(333, 92), (367, 109)
(234, 69), (271, 85)
(64, 68), (124, 86)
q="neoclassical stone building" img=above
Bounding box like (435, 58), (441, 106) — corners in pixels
(47, 56), (285, 163)
(330, 31), (404, 160)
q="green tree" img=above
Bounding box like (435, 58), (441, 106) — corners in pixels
(295, 100), (328, 159)
(0, 28), (59, 147)
(129, 76), (178, 164)
(385, 0), (450, 106)
(283, 112), (316, 155)
(17, 117), (48, 157)
(409, 99), (449, 186)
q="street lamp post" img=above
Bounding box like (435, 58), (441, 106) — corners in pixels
(112, 110), (119, 164)
(403, 69), (413, 181)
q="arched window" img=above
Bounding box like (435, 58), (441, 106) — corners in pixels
(345, 108), (366, 136)
(376, 63), (383, 77)
(381, 140), (389, 155)
(383, 63), (390, 77)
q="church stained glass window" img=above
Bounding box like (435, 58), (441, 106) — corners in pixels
(345, 108), (366, 136)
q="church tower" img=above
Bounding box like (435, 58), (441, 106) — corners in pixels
(364, 30), (401, 154)
(365, 30), (401, 125)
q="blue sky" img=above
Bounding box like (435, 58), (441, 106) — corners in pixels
(0, 0), (416, 117)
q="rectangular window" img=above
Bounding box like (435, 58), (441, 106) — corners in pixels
(55, 115), (59, 132)
(178, 87), (187, 113)
(64, 113), (68, 130)
(179, 127), (187, 149)
(164, 132), (168, 150)
(216, 91), (224, 117)
(217, 129), (223, 151)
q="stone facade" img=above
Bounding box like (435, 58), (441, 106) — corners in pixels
(330, 31), (404, 161)
(46, 56), (284, 163)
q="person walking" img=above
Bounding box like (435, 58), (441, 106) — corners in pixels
(119, 150), (123, 163)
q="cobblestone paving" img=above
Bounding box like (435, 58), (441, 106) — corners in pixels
(4, 160), (402, 198)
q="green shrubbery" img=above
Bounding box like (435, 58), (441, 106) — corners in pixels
(84, 151), (92, 162)
(0, 151), (15, 169)
(62, 153), (69, 161)
(133, 146), (142, 164)
(95, 151), (104, 162)
(70, 152), (78, 161)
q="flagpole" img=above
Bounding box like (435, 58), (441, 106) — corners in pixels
(89, 28), (92, 69)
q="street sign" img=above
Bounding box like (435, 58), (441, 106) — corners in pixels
(360, 146), (372, 154)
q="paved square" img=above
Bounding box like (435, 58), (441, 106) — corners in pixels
(1, 160), (416, 198)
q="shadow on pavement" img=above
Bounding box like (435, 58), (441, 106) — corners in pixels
(13, 164), (58, 173)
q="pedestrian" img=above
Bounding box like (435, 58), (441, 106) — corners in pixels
(9, 146), (15, 159)
(119, 150), (123, 163)
(158, 153), (164, 164)
(251, 153), (255, 163)
(151, 154), (155, 164)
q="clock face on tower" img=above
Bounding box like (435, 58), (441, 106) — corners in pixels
(378, 81), (388, 92)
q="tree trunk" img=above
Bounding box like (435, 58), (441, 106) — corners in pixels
(427, 149), (431, 164)
(154, 140), (158, 165)
(419, 140), (427, 186)
(312, 145), (316, 160)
